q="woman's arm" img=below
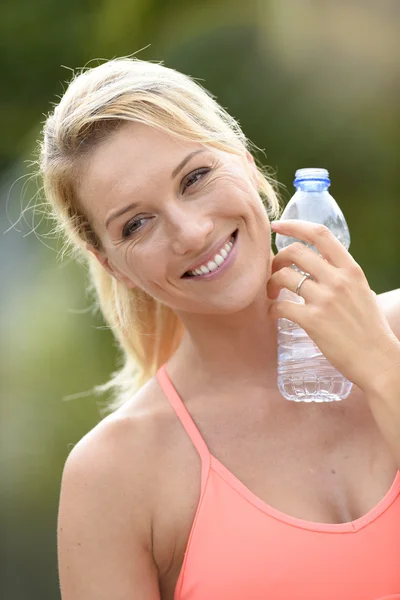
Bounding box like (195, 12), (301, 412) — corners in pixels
(377, 288), (400, 340)
(58, 414), (161, 600)
(364, 358), (400, 470)
(366, 289), (400, 470)
(363, 329), (400, 472)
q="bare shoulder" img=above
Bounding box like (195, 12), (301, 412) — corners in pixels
(377, 288), (400, 340)
(62, 377), (164, 507)
(58, 377), (166, 600)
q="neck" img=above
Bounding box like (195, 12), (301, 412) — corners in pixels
(171, 286), (278, 390)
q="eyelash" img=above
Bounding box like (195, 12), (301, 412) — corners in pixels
(121, 167), (211, 238)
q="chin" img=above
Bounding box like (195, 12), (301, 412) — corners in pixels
(181, 272), (268, 316)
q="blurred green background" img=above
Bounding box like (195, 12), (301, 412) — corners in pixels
(1, 1), (398, 598)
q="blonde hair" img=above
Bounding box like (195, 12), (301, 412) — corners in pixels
(38, 56), (282, 411)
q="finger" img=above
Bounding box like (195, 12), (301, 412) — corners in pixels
(267, 266), (318, 301)
(271, 220), (352, 269)
(271, 241), (334, 283)
(269, 298), (311, 324)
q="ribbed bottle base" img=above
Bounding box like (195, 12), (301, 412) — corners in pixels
(277, 374), (353, 403)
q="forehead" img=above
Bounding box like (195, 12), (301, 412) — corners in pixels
(78, 121), (205, 219)
(81, 123), (202, 200)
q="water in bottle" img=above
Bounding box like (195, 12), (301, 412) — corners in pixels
(274, 168), (353, 402)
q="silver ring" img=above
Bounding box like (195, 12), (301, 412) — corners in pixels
(295, 273), (314, 296)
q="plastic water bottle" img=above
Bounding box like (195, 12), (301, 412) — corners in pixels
(274, 168), (353, 403)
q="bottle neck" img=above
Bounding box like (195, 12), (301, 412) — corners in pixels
(293, 168), (330, 192)
(295, 180), (330, 192)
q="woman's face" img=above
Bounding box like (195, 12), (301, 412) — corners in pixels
(79, 121), (273, 315)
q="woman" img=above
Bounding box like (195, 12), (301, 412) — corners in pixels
(40, 58), (400, 599)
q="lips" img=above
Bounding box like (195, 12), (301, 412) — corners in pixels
(181, 229), (238, 277)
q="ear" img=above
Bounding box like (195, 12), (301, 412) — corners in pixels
(244, 151), (258, 185)
(245, 150), (255, 165)
(85, 244), (137, 289)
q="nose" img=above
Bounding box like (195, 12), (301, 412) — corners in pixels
(168, 210), (215, 256)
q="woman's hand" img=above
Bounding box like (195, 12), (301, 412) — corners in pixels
(266, 219), (400, 394)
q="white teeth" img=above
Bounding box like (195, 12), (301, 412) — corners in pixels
(187, 232), (236, 277)
(207, 260), (218, 272)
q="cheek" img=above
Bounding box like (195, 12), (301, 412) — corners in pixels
(125, 246), (169, 290)
(243, 189), (271, 239)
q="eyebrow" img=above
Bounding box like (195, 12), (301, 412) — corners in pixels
(171, 149), (206, 179)
(105, 201), (140, 230)
(105, 149), (206, 229)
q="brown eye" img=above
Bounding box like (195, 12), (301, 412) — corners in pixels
(182, 167), (211, 191)
(122, 216), (148, 238)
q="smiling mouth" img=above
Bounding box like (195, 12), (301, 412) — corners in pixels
(181, 229), (238, 278)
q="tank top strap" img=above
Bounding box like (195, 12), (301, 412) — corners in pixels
(156, 363), (211, 490)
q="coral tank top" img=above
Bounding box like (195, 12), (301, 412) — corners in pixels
(156, 364), (400, 600)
